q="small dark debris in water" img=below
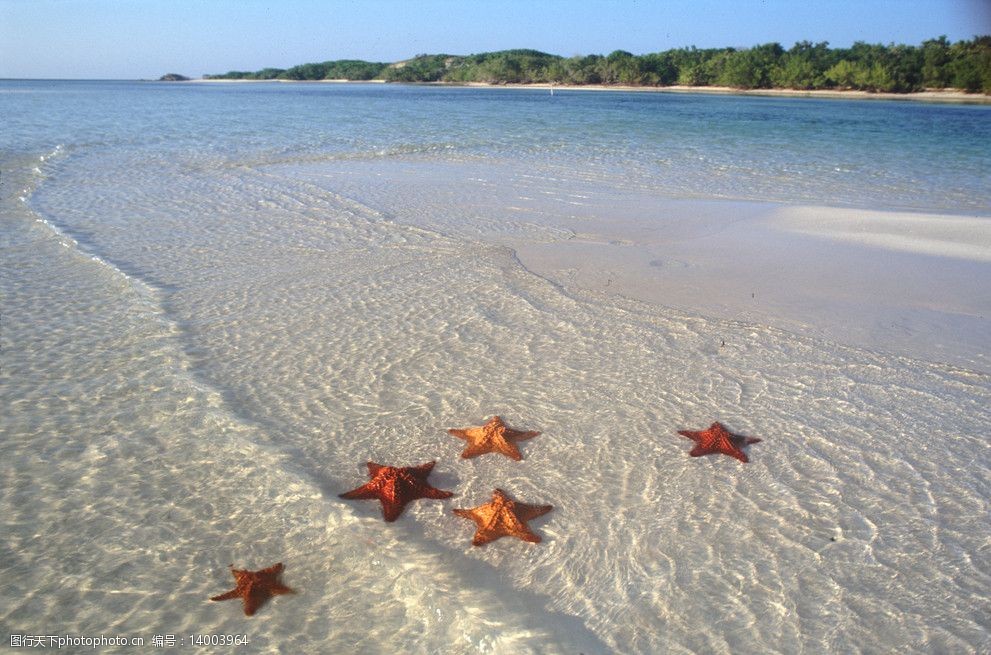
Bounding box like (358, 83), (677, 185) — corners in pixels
(720, 339), (726, 347)
(830, 537), (836, 542)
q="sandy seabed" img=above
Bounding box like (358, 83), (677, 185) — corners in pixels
(2, 87), (989, 653)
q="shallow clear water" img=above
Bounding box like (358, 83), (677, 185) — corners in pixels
(2, 81), (990, 653)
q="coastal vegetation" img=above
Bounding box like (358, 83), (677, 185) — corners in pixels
(204, 36), (991, 93)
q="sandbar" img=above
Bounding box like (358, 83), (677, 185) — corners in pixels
(513, 201), (991, 372)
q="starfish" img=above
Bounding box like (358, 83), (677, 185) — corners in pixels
(677, 421), (761, 463)
(453, 488), (553, 546)
(339, 461), (454, 522)
(210, 562), (293, 616)
(447, 416), (541, 461)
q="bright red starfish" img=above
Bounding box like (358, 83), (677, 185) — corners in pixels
(677, 422), (761, 463)
(210, 562), (293, 616)
(339, 461), (454, 522)
(447, 416), (541, 461)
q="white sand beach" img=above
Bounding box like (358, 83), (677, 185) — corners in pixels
(186, 77), (991, 104)
(464, 82), (991, 104)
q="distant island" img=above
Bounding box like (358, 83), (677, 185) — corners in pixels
(200, 37), (991, 94)
(158, 73), (190, 81)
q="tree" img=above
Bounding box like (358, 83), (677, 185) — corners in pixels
(599, 50), (637, 84)
(922, 36), (952, 88)
(638, 52), (678, 85)
(771, 41), (833, 89)
(281, 62), (328, 80)
(203, 36), (990, 93)
(884, 44), (923, 91)
(824, 60), (862, 88)
(564, 55), (603, 85)
(949, 37), (991, 93)
(715, 43), (782, 88)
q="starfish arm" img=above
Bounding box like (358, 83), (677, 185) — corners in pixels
(471, 530), (500, 546)
(366, 462), (385, 476)
(494, 440), (523, 461)
(517, 503), (553, 521)
(453, 507), (482, 523)
(408, 462), (448, 492)
(689, 444), (710, 457)
(518, 529), (542, 543)
(459, 443), (490, 459)
(745, 437), (762, 445)
(678, 430), (701, 442)
(506, 429), (541, 442)
(269, 584), (294, 595)
(210, 589), (241, 602)
(258, 563), (283, 575)
(448, 428), (470, 440)
(380, 499), (408, 522)
(731, 450), (750, 463)
(421, 486), (454, 499)
(242, 593), (263, 616)
(339, 483), (380, 500)
(412, 461), (437, 474)
(455, 509), (491, 544)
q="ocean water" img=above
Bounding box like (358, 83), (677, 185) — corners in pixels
(1, 80), (990, 653)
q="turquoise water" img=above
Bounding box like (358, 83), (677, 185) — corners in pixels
(2, 81), (990, 654)
(4, 80), (990, 213)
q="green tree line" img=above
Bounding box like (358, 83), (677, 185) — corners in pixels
(204, 37), (991, 93)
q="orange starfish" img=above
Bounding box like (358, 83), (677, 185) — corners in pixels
(210, 562), (293, 616)
(677, 421), (761, 463)
(447, 416), (541, 461)
(453, 488), (553, 546)
(339, 461), (454, 522)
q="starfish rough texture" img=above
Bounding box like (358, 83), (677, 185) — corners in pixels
(453, 488), (553, 546)
(677, 421), (761, 463)
(339, 461), (454, 522)
(447, 416), (541, 461)
(210, 562), (293, 616)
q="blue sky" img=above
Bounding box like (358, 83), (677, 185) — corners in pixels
(2, 0), (989, 79)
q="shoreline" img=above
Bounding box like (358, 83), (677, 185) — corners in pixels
(479, 83), (991, 104)
(187, 77), (991, 104)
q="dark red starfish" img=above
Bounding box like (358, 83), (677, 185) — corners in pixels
(677, 422), (761, 463)
(210, 562), (293, 616)
(339, 461), (454, 522)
